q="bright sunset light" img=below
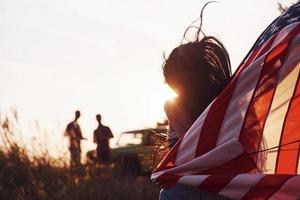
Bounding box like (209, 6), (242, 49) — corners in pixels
(0, 0), (296, 158)
(1, 1), (300, 199)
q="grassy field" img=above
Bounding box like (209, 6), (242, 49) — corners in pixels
(0, 114), (160, 200)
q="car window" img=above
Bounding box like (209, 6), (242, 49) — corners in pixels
(117, 133), (143, 147)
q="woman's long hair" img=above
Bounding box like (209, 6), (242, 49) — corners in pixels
(163, 2), (232, 121)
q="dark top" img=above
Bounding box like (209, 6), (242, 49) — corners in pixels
(93, 125), (113, 150)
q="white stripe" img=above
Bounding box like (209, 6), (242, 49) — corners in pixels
(217, 23), (300, 146)
(153, 138), (243, 179)
(261, 34), (300, 174)
(175, 51), (265, 163)
(240, 22), (299, 73)
(269, 176), (300, 200)
(177, 175), (209, 187)
(175, 41), (266, 164)
(152, 139), (244, 180)
(216, 54), (264, 145)
(218, 174), (265, 200)
(174, 23), (300, 166)
(174, 103), (211, 165)
(152, 23), (300, 185)
(151, 171), (165, 181)
(239, 30), (279, 73)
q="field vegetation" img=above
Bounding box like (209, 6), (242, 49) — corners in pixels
(0, 112), (160, 200)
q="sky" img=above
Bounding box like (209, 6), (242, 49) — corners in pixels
(0, 0), (297, 157)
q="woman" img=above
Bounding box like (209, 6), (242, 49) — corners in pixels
(159, 1), (300, 199)
(160, 4), (232, 200)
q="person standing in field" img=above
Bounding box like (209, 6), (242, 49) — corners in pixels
(64, 110), (86, 167)
(93, 114), (114, 163)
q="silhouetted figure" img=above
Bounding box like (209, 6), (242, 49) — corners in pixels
(93, 114), (113, 163)
(64, 111), (85, 167)
(160, 3), (232, 199)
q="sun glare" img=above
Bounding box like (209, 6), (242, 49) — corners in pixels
(146, 84), (178, 126)
(162, 85), (178, 102)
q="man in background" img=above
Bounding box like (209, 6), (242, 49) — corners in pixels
(93, 114), (113, 163)
(64, 110), (86, 167)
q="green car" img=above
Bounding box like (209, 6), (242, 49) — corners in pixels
(86, 127), (167, 176)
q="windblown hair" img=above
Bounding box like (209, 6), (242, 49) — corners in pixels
(162, 2), (232, 120)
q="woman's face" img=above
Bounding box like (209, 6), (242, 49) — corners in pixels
(167, 67), (204, 99)
(165, 44), (211, 100)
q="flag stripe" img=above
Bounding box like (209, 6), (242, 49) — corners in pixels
(296, 143), (300, 174)
(152, 5), (300, 198)
(216, 56), (264, 146)
(200, 152), (256, 175)
(239, 26), (300, 170)
(153, 137), (182, 172)
(242, 175), (291, 200)
(238, 36), (284, 160)
(276, 62), (300, 174)
(262, 75), (293, 174)
(269, 176), (300, 200)
(258, 26), (300, 174)
(192, 34), (272, 158)
(218, 174), (265, 200)
(194, 80), (238, 156)
(175, 104), (212, 165)
(193, 43), (265, 158)
(194, 41), (265, 156)
(199, 174), (236, 193)
(232, 29), (277, 82)
(197, 33), (285, 175)
(157, 138), (244, 177)
(177, 175), (209, 187)
(217, 24), (299, 147)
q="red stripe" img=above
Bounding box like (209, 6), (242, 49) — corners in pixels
(238, 34), (278, 152)
(242, 175), (291, 200)
(195, 80), (238, 157)
(195, 32), (279, 158)
(200, 152), (256, 175)
(155, 173), (181, 189)
(155, 38), (268, 173)
(153, 138), (182, 172)
(154, 24), (300, 190)
(239, 28), (296, 164)
(233, 31), (276, 76)
(199, 174), (236, 193)
(276, 66), (300, 174)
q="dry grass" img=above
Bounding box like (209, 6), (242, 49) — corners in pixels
(0, 112), (160, 200)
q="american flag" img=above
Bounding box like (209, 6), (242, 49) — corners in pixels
(152, 3), (300, 199)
